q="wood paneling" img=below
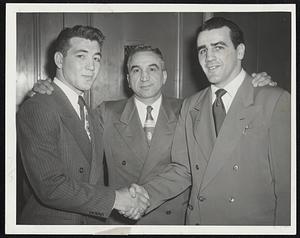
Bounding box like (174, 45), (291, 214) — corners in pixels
(214, 12), (291, 92)
(16, 14), (35, 106)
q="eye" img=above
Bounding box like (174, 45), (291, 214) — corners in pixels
(198, 48), (207, 56)
(215, 45), (224, 51)
(131, 68), (140, 74)
(94, 56), (101, 62)
(76, 54), (86, 60)
(149, 66), (158, 72)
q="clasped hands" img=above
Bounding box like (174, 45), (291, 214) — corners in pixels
(113, 184), (150, 220)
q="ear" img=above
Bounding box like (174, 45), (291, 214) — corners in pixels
(237, 43), (245, 60)
(162, 70), (167, 85)
(54, 52), (64, 69)
(126, 74), (131, 88)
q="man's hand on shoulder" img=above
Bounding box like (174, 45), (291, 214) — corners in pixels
(251, 72), (277, 87)
(29, 78), (54, 97)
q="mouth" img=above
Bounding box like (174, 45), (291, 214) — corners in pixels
(140, 84), (153, 89)
(206, 65), (220, 72)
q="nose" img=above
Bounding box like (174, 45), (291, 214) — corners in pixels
(85, 58), (95, 71)
(140, 70), (149, 82)
(206, 48), (215, 62)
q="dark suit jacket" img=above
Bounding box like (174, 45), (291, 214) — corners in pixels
(92, 96), (189, 225)
(144, 74), (291, 225)
(17, 84), (115, 224)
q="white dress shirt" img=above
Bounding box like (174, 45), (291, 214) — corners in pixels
(211, 69), (246, 113)
(53, 77), (84, 119)
(134, 95), (162, 127)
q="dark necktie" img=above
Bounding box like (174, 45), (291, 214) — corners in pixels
(144, 105), (155, 146)
(78, 96), (91, 139)
(212, 89), (227, 136)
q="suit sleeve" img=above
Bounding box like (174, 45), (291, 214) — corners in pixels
(17, 101), (115, 219)
(268, 91), (291, 225)
(143, 99), (192, 212)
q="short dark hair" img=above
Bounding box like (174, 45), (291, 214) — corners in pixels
(126, 44), (166, 72)
(55, 25), (105, 55)
(198, 17), (244, 48)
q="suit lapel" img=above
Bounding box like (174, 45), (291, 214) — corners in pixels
(200, 74), (260, 191)
(52, 84), (92, 163)
(114, 96), (148, 162)
(88, 111), (103, 184)
(190, 88), (215, 162)
(138, 97), (178, 183)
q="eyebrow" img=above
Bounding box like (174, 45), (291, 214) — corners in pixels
(130, 63), (159, 71)
(74, 49), (102, 57)
(197, 41), (228, 51)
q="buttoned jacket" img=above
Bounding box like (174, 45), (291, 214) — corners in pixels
(94, 95), (189, 225)
(17, 84), (115, 224)
(145, 74), (291, 225)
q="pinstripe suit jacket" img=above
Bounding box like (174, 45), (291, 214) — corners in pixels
(17, 84), (115, 224)
(91, 96), (189, 225)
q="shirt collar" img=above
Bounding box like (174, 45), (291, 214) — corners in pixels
(53, 77), (84, 106)
(134, 95), (162, 110)
(211, 68), (246, 99)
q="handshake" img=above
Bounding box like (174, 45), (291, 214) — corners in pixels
(113, 184), (150, 220)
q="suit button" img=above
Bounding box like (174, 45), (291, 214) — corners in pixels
(229, 197), (235, 203)
(121, 160), (126, 165)
(79, 167), (84, 173)
(188, 204), (193, 210)
(195, 164), (199, 170)
(166, 210), (171, 215)
(233, 164), (239, 171)
(198, 196), (206, 202)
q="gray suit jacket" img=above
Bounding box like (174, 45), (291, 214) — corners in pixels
(92, 96), (189, 225)
(17, 84), (115, 224)
(144, 74), (291, 225)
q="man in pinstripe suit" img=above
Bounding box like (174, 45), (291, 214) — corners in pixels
(17, 25), (149, 225)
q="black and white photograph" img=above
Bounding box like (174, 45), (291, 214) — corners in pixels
(5, 3), (296, 235)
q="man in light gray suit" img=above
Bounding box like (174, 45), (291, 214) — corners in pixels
(133, 17), (291, 225)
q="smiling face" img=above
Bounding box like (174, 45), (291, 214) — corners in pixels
(127, 51), (167, 104)
(55, 37), (101, 94)
(197, 26), (245, 88)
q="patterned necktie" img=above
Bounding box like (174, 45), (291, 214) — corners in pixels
(144, 105), (155, 146)
(212, 89), (227, 136)
(78, 96), (91, 140)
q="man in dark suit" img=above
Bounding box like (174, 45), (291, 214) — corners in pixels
(17, 25), (149, 225)
(138, 17), (291, 225)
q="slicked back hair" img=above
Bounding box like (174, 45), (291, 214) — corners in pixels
(55, 25), (105, 56)
(198, 17), (244, 48)
(126, 44), (166, 73)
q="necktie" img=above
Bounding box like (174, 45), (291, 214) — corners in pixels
(212, 89), (227, 136)
(144, 105), (155, 146)
(78, 96), (91, 140)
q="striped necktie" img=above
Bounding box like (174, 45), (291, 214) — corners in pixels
(144, 105), (155, 146)
(78, 96), (91, 140)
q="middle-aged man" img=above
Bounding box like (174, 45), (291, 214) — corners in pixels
(136, 17), (291, 225)
(32, 42), (274, 225)
(17, 25), (149, 225)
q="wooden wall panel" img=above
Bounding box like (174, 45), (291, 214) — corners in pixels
(39, 13), (64, 80)
(181, 12), (206, 98)
(64, 13), (89, 27)
(16, 14), (36, 107)
(91, 13), (125, 108)
(214, 12), (291, 92)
